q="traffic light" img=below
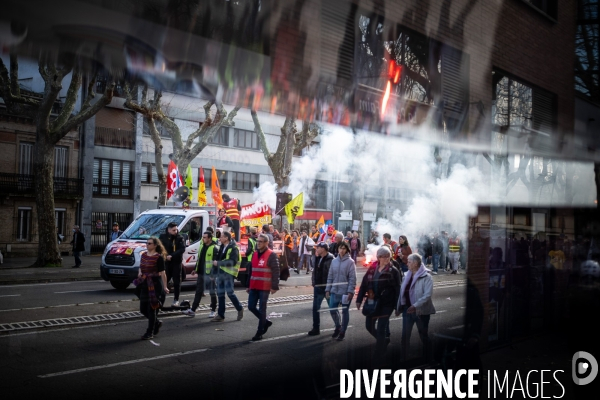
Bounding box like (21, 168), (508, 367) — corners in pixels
(381, 60), (402, 117)
(276, 192), (292, 215)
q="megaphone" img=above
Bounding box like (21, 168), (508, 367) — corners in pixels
(173, 186), (189, 203)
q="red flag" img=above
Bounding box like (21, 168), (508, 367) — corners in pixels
(198, 167), (207, 206)
(166, 160), (183, 200)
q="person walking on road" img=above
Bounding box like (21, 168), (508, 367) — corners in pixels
(70, 225), (85, 268)
(350, 232), (361, 263)
(394, 235), (412, 273)
(396, 253), (436, 361)
(211, 231), (244, 322)
(247, 234), (280, 341)
(182, 231), (218, 318)
(356, 246), (401, 357)
(308, 243), (334, 335)
(431, 232), (443, 275)
(135, 237), (169, 340)
(298, 230), (315, 274)
(325, 242), (357, 341)
(159, 222), (186, 306)
(329, 232), (345, 258)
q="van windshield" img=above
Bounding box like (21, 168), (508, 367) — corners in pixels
(120, 214), (185, 239)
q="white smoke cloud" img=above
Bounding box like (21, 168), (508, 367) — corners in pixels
(253, 181), (277, 209)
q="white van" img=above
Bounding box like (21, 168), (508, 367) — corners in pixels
(100, 207), (210, 290)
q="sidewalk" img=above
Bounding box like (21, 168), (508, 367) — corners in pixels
(0, 255), (103, 285)
(0, 255), (469, 285)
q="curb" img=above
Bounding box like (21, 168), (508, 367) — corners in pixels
(0, 276), (104, 285)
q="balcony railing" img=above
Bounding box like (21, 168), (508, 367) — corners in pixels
(94, 127), (135, 149)
(0, 174), (84, 198)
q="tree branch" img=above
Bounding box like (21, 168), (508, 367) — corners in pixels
(53, 80), (115, 139)
(0, 56), (40, 108)
(251, 109), (273, 162)
(9, 52), (20, 98)
(124, 83), (147, 114)
(51, 67), (82, 132)
(81, 74), (98, 111)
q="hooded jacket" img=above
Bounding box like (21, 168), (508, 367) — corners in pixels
(397, 264), (436, 315)
(325, 253), (357, 295)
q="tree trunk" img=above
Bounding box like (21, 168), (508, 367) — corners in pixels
(33, 136), (61, 267)
(155, 145), (167, 207)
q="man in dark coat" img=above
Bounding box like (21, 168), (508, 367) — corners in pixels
(159, 222), (186, 306)
(70, 225), (85, 268)
(308, 243), (334, 335)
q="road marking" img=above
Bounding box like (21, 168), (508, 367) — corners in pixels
(54, 290), (104, 294)
(249, 327), (346, 343)
(0, 294), (20, 297)
(1, 281), (107, 288)
(448, 325), (464, 330)
(38, 348), (210, 378)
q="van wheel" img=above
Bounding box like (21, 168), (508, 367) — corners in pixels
(110, 280), (130, 290)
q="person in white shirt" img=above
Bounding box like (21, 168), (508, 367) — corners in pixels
(297, 230), (315, 274)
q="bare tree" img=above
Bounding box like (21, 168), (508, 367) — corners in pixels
(250, 111), (320, 190)
(124, 84), (239, 206)
(0, 52), (115, 267)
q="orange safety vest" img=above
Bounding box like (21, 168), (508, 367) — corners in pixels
(250, 249), (274, 291)
(223, 198), (240, 220)
(284, 234), (293, 249)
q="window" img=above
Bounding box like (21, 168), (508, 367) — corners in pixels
(522, 0), (557, 19)
(19, 142), (33, 175)
(306, 180), (328, 209)
(210, 127), (229, 146)
(54, 146), (68, 178)
(231, 172), (259, 191)
(233, 128), (259, 149)
(575, 0), (599, 99)
(142, 118), (170, 137)
(492, 71), (555, 138)
(143, 163), (168, 184)
(205, 168), (229, 190)
(93, 159), (133, 198)
(17, 208), (32, 241)
(180, 217), (203, 244)
(55, 209), (66, 238)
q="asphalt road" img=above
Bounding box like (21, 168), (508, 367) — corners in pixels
(0, 281), (467, 400)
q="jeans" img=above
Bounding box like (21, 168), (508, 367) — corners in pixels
(401, 309), (431, 360)
(166, 262), (182, 300)
(312, 287), (327, 329)
(73, 251), (82, 267)
(399, 262), (408, 273)
(365, 311), (392, 354)
(448, 252), (460, 271)
(298, 254), (311, 271)
(328, 293), (350, 332)
(350, 249), (358, 263)
(191, 274), (217, 312)
(247, 289), (270, 333)
(287, 251), (298, 270)
(216, 271), (243, 318)
(432, 254), (440, 273)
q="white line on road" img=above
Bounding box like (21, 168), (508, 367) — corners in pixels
(38, 348), (210, 378)
(448, 325), (464, 330)
(54, 290), (105, 294)
(1, 281), (107, 288)
(0, 294), (21, 297)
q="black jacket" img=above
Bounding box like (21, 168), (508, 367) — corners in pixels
(356, 263), (401, 311)
(159, 231), (186, 267)
(312, 253), (334, 288)
(71, 231), (85, 252)
(432, 237), (444, 255)
(215, 240), (240, 274)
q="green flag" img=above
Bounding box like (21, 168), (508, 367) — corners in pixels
(185, 164), (193, 199)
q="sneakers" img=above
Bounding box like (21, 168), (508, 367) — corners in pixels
(337, 332), (345, 341)
(208, 311), (216, 318)
(237, 309), (244, 321)
(432, 271), (438, 275)
(141, 332), (153, 340)
(263, 320), (273, 334)
(251, 331), (263, 341)
(172, 300), (180, 307)
(153, 320), (162, 335)
(211, 315), (225, 322)
(308, 328), (320, 336)
(294, 268), (299, 274)
(182, 309), (195, 317)
(451, 270), (457, 275)
(331, 328), (340, 339)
